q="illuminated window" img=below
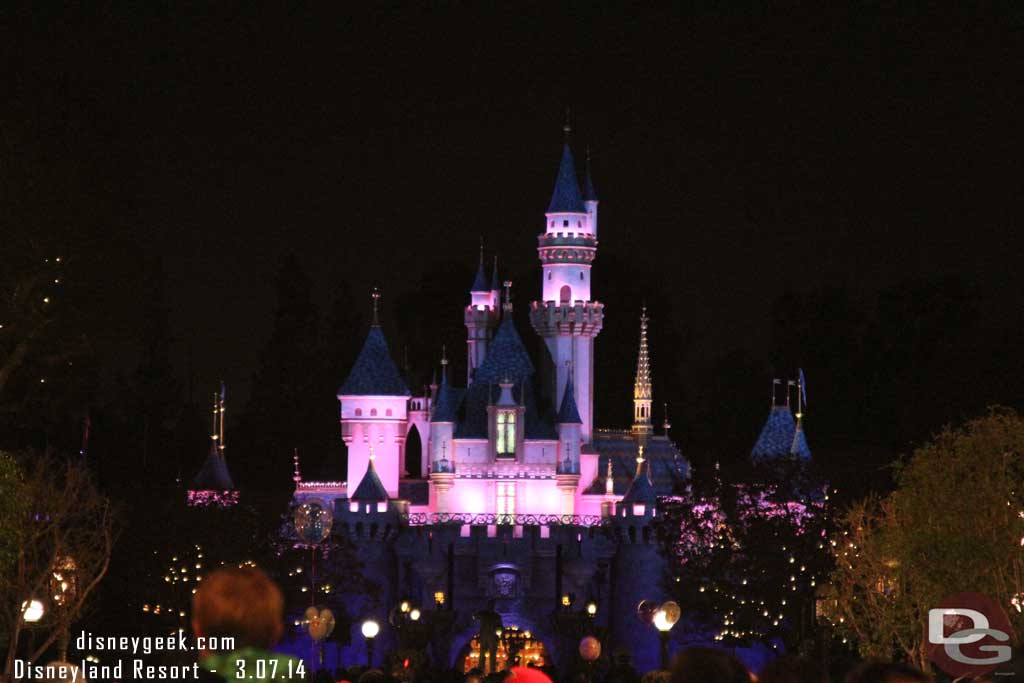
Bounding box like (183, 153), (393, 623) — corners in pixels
(496, 411), (516, 457)
(497, 481), (516, 518)
(633, 504), (646, 516)
(349, 502), (359, 512)
(377, 501), (388, 512)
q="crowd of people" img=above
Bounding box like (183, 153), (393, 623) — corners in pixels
(37, 568), (1019, 683)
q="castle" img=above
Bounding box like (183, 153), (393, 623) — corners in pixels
(268, 127), (812, 674)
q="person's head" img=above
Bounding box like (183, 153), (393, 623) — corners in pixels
(358, 669), (387, 683)
(670, 648), (749, 683)
(844, 660), (929, 683)
(759, 657), (826, 683)
(191, 566), (284, 650)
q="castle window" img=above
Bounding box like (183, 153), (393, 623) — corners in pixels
(377, 501), (388, 512)
(563, 219), (569, 227)
(386, 408), (392, 417)
(579, 272), (584, 281)
(560, 285), (571, 304)
(577, 221), (582, 227)
(370, 408), (378, 417)
(633, 504), (646, 516)
(550, 220), (554, 227)
(496, 410), (516, 457)
(548, 272), (552, 281)
(355, 409), (362, 417)
(497, 481), (516, 518)
(349, 502), (359, 512)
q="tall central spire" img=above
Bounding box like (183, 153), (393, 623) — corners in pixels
(632, 307), (653, 437)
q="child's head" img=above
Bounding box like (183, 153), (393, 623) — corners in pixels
(192, 566), (284, 650)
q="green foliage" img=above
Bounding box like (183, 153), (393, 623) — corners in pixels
(824, 408), (1024, 668)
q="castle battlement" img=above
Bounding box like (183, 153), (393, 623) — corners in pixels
(529, 300), (604, 337)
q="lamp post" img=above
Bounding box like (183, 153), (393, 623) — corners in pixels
(651, 601), (680, 671)
(361, 619), (379, 668)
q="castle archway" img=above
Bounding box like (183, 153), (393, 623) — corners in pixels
(405, 424), (422, 478)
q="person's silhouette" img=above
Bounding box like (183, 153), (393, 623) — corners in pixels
(473, 601), (503, 674)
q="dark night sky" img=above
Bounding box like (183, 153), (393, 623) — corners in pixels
(5, 3), (1024, 431)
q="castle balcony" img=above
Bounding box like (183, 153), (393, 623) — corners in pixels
(529, 300), (604, 337)
(537, 232), (597, 248)
(405, 511), (607, 528)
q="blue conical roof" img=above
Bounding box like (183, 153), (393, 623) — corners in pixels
(546, 144), (586, 214)
(471, 259), (489, 292)
(472, 318), (535, 383)
(621, 460), (657, 504)
(350, 459), (389, 502)
(431, 368), (462, 423)
(789, 419), (812, 460)
(192, 442), (235, 490)
(338, 327), (411, 396)
(583, 167), (598, 202)
(556, 380), (582, 424)
(751, 406), (800, 463)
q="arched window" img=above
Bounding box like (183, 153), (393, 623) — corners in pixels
(496, 411), (516, 457)
(560, 285), (571, 304)
(355, 408), (362, 417)
(579, 272), (584, 281)
(548, 272), (552, 281)
(563, 219), (569, 227)
(370, 408), (378, 416)
(386, 408), (392, 416)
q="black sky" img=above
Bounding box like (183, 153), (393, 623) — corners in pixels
(5, 3), (1024, 431)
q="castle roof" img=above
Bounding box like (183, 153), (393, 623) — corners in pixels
(583, 160), (598, 202)
(192, 442), (235, 491)
(620, 459), (658, 504)
(350, 458), (389, 502)
(454, 318), (556, 439)
(471, 259), (489, 292)
(431, 369), (463, 423)
(473, 318), (535, 382)
(556, 379), (582, 424)
(583, 433), (689, 496)
(338, 327), (411, 396)
(751, 405), (811, 463)
(546, 143), (587, 214)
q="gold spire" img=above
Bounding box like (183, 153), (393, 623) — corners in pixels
(636, 444), (645, 466)
(605, 456), (614, 496)
(371, 288), (381, 327)
(632, 307), (653, 436)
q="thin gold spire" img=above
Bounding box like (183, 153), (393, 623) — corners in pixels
(632, 307), (653, 436)
(371, 287), (381, 327)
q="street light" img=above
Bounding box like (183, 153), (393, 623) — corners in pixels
(585, 601), (597, 617)
(22, 600), (44, 623)
(652, 601), (680, 670)
(361, 619), (379, 668)
(409, 608), (421, 621)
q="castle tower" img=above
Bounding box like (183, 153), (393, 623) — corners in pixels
(465, 245), (500, 383)
(555, 363), (583, 514)
(529, 123), (603, 442)
(609, 444), (664, 673)
(188, 383), (238, 506)
(338, 290), (411, 497)
(631, 307), (653, 439)
(429, 351), (457, 512)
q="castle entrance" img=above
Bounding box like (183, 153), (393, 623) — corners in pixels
(460, 626), (550, 673)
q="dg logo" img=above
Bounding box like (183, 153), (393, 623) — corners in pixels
(927, 592), (1013, 678)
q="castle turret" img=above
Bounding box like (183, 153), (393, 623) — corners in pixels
(429, 351), (458, 511)
(338, 290), (411, 497)
(583, 147), (599, 237)
(555, 364), (583, 514)
(631, 307), (653, 439)
(530, 123), (603, 442)
(465, 245), (500, 383)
